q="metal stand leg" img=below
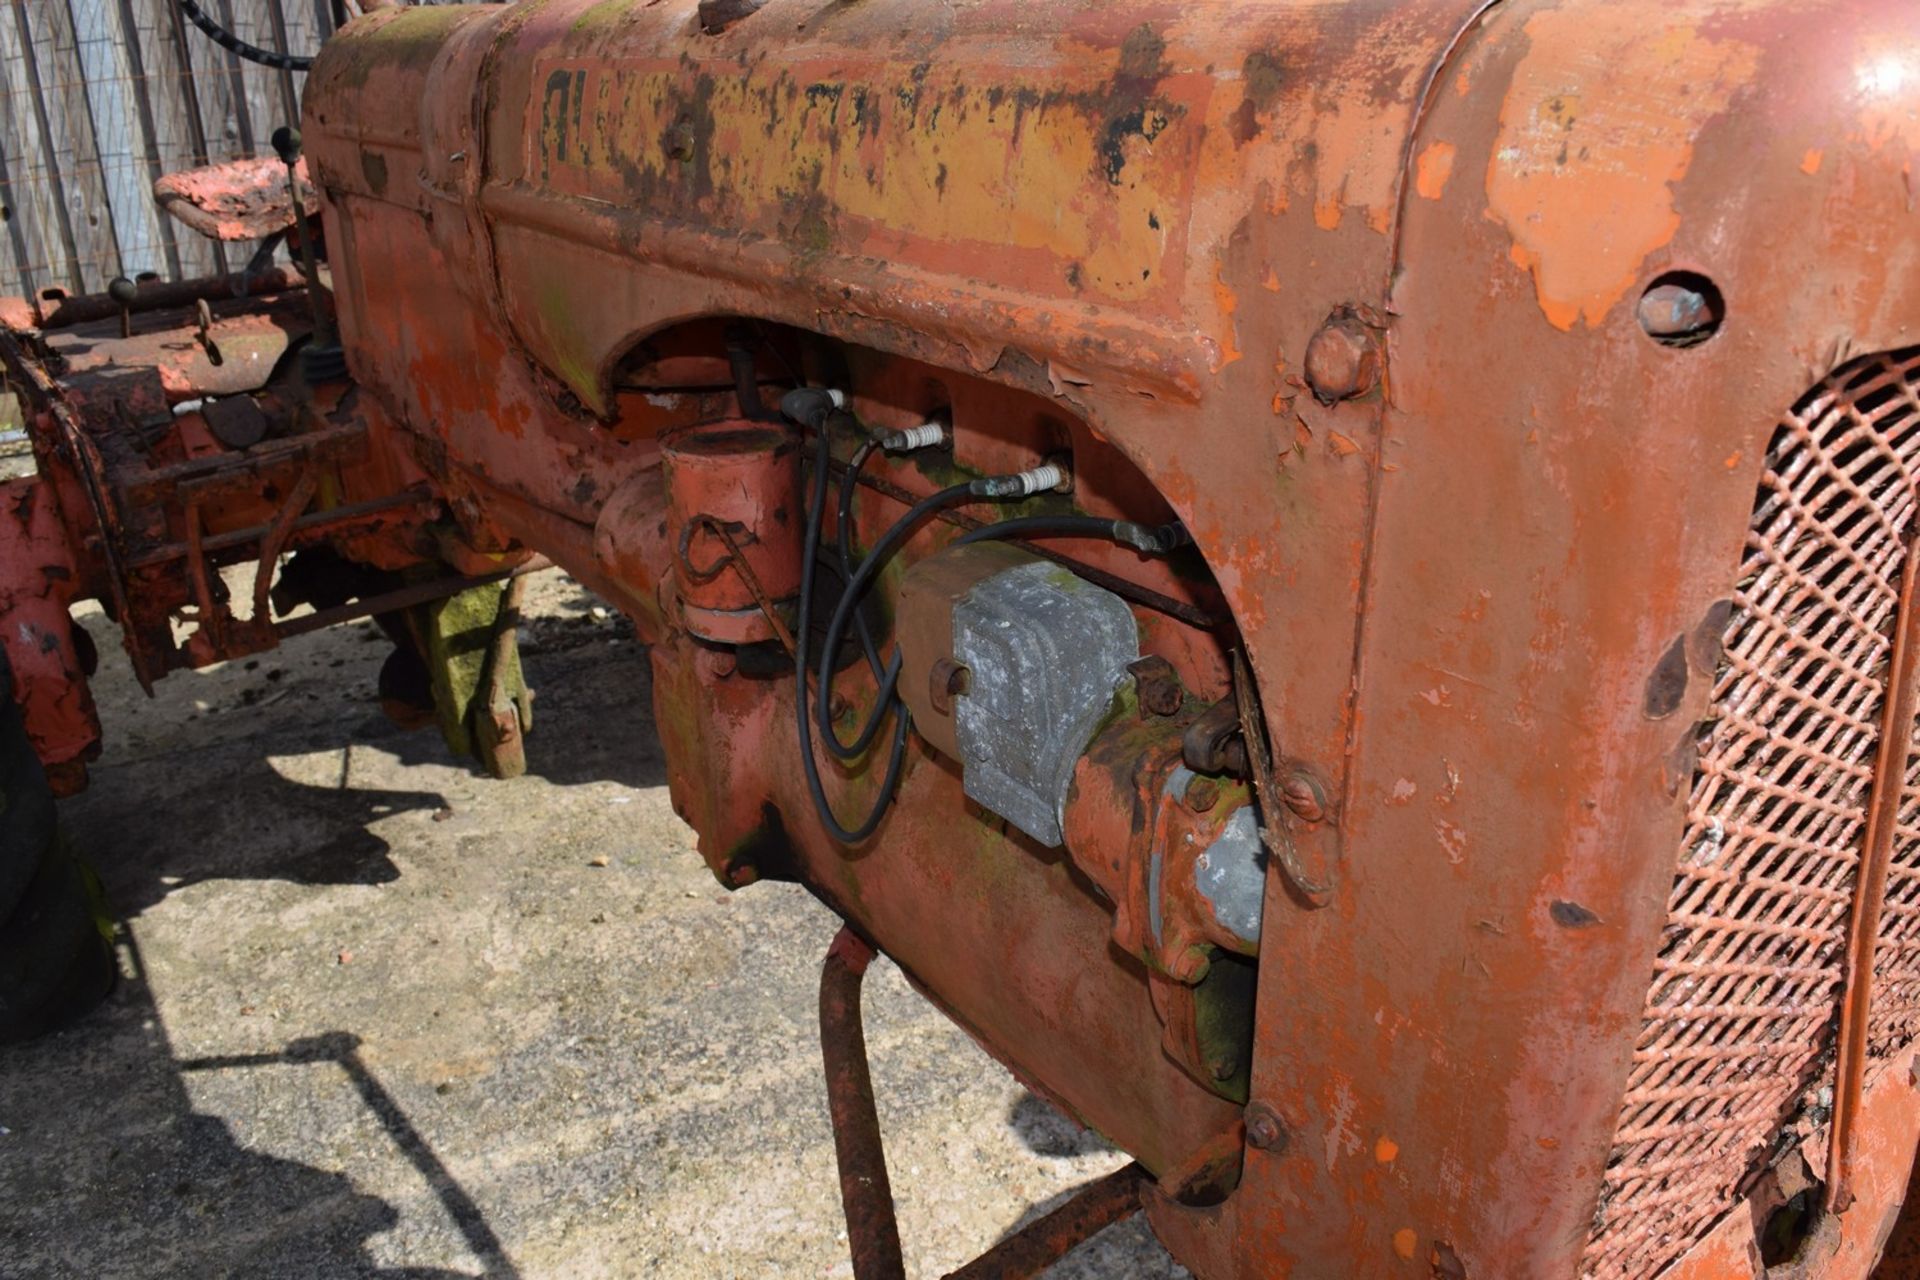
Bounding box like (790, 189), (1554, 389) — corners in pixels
(817, 922), (1151, 1280)
(820, 925), (906, 1280)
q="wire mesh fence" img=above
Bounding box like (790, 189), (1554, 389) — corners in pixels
(0, 0), (487, 302)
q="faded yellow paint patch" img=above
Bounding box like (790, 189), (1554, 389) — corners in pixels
(1393, 1228), (1418, 1260)
(530, 61), (1187, 305)
(1484, 11), (1759, 330)
(1414, 142), (1456, 200)
(1801, 148), (1824, 175)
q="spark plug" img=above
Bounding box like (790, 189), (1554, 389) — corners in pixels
(878, 421), (948, 454)
(970, 461), (1071, 499)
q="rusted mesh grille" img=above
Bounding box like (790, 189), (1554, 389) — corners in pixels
(1584, 346), (1920, 1279)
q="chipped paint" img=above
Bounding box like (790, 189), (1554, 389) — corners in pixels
(1416, 141), (1457, 200)
(526, 56), (1199, 306)
(1484, 12), (1759, 330)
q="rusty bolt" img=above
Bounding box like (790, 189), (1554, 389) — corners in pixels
(1280, 771), (1326, 823)
(1128, 655), (1183, 718)
(1303, 311), (1379, 405)
(1637, 275), (1723, 346)
(1184, 774), (1220, 813)
(1244, 1101), (1287, 1151)
(929, 657), (970, 715)
(664, 120), (697, 163)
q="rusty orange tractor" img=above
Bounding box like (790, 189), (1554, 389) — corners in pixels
(5, 0), (1920, 1276)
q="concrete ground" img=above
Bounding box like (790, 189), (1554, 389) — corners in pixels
(0, 570), (1186, 1279)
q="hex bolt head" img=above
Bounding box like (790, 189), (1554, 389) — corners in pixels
(1303, 313), (1380, 405)
(1128, 656), (1183, 718)
(1244, 1101), (1287, 1151)
(1280, 771), (1326, 823)
(1184, 774), (1220, 813)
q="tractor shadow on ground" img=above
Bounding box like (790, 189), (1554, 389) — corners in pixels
(0, 932), (507, 1280)
(0, 582), (653, 1277)
(66, 592), (663, 921)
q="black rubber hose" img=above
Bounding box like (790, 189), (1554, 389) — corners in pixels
(956, 515), (1128, 547)
(179, 0), (315, 71)
(726, 333), (778, 422)
(814, 482), (972, 760)
(794, 424), (911, 844)
(837, 440), (885, 680)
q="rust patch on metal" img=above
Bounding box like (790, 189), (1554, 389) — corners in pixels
(1484, 10), (1758, 330)
(153, 155), (317, 242)
(1642, 634), (1689, 720)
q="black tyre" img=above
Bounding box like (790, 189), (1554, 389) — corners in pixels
(0, 651), (113, 1043)
(0, 846), (112, 1041)
(0, 671), (56, 920)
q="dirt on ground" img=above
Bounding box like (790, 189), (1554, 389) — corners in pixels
(0, 569), (1186, 1279)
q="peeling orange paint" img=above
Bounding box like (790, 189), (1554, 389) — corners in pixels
(1484, 12), (1760, 331)
(1394, 1228), (1419, 1260)
(1415, 142), (1457, 201)
(1212, 267), (1243, 368)
(1376, 1135), (1400, 1163)
(1801, 148), (1824, 175)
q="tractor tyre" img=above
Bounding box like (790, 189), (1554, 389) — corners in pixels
(0, 652), (113, 1043)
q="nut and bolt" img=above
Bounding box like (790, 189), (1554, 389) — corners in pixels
(1637, 276), (1723, 346)
(1244, 1101), (1287, 1151)
(1128, 655), (1183, 718)
(1303, 311), (1380, 405)
(1183, 774), (1220, 813)
(664, 120), (697, 163)
(929, 657), (970, 715)
(1280, 771), (1326, 823)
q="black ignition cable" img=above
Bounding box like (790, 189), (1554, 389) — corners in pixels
(781, 387), (1189, 843)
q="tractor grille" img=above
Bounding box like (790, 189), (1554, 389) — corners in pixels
(1584, 347), (1920, 1279)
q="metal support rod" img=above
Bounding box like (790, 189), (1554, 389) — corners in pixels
(1829, 526), (1920, 1209)
(817, 921), (1150, 1280)
(124, 488), (432, 570)
(28, 266), (307, 330)
(275, 558), (551, 641)
(940, 1162), (1148, 1280)
(819, 925), (906, 1280)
